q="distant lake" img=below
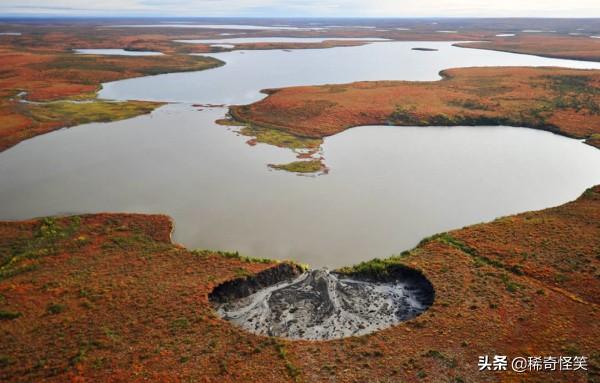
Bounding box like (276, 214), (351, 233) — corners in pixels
(174, 37), (390, 44)
(74, 49), (163, 56)
(109, 24), (326, 31)
(99, 41), (600, 104)
(2, 41), (600, 268)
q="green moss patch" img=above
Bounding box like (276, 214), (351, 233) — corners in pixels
(24, 100), (161, 126)
(240, 125), (322, 150)
(269, 160), (323, 173)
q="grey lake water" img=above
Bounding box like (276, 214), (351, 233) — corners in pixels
(2, 41), (600, 268)
(109, 24), (326, 31)
(174, 37), (390, 44)
(74, 49), (164, 56)
(100, 41), (600, 104)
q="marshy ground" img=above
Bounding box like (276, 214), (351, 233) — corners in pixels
(230, 66), (600, 154)
(2, 20), (600, 153)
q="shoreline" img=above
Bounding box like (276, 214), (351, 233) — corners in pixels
(0, 182), (597, 277)
(1, 185), (599, 380)
(228, 66), (600, 152)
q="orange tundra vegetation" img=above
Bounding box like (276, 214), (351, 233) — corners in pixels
(458, 34), (600, 62)
(3, 22), (600, 152)
(0, 46), (222, 152)
(0, 186), (599, 382)
(0, 26), (382, 152)
(0, 25), (463, 153)
(230, 66), (600, 149)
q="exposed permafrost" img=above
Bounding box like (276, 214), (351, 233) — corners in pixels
(211, 266), (434, 340)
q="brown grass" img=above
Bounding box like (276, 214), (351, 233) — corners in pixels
(457, 35), (600, 62)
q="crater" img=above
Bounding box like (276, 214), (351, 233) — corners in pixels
(209, 263), (434, 340)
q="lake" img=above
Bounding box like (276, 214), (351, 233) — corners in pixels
(2, 41), (600, 268)
(174, 37), (390, 44)
(99, 41), (600, 104)
(74, 49), (164, 56)
(109, 24), (326, 30)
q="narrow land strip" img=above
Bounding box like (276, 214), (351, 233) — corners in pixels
(230, 66), (600, 150)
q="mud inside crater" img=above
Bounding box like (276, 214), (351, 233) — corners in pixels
(209, 264), (434, 340)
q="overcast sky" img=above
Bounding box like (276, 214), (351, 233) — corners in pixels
(2, 0), (600, 17)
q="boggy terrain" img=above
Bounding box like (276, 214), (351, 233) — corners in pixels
(458, 34), (600, 63)
(1, 186), (599, 382)
(229, 66), (600, 150)
(0, 25), (379, 153)
(0, 46), (221, 152)
(0, 22), (409, 152)
(2, 20), (600, 152)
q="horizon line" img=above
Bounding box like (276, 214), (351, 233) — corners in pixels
(2, 15), (600, 19)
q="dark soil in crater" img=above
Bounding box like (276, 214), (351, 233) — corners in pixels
(209, 264), (434, 340)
